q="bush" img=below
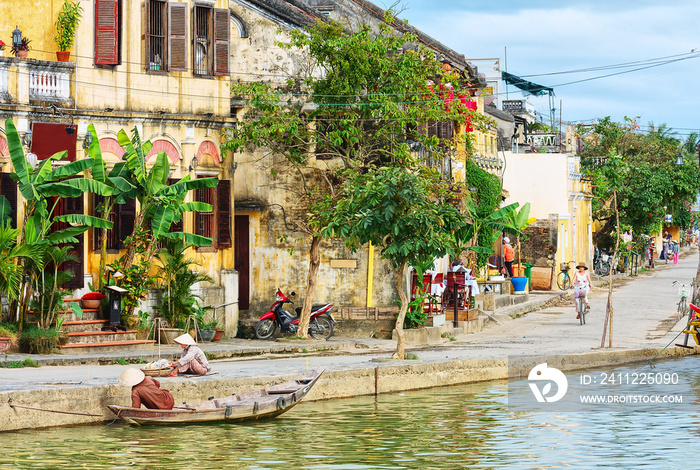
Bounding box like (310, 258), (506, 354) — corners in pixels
(19, 327), (59, 354)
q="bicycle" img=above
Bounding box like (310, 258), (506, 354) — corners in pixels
(673, 281), (690, 322)
(556, 261), (575, 290)
(575, 294), (588, 325)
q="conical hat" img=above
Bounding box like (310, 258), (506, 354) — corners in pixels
(174, 333), (196, 346)
(118, 368), (145, 387)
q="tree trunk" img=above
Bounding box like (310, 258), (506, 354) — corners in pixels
(392, 261), (408, 360)
(298, 235), (321, 338)
(601, 191), (619, 348)
(516, 236), (522, 276)
(98, 198), (114, 290)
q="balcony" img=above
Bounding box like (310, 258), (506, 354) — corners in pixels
(0, 57), (74, 106)
(511, 132), (563, 153)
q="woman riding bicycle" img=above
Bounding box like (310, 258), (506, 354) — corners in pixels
(569, 262), (592, 319)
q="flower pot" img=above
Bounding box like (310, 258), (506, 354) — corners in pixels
(510, 276), (528, 293)
(0, 337), (10, 353)
(81, 299), (102, 309)
(199, 328), (216, 342)
(121, 314), (139, 329)
(17, 50), (28, 58)
(157, 327), (183, 344)
(57, 331), (69, 346)
(56, 51), (70, 62)
(211, 328), (225, 342)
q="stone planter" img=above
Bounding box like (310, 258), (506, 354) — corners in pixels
(198, 328), (216, 342)
(57, 331), (69, 346)
(211, 328), (225, 342)
(157, 327), (183, 344)
(81, 299), (102, 310)
(0, 337), (10, 353)
(121, 314), (139, 329)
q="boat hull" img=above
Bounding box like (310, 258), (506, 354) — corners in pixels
(108, 367), (324, 425)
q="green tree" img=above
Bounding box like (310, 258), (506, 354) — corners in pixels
(224, 13), (486, 337)
(322, 167), (469, 359)
(579, 117), (700, 244)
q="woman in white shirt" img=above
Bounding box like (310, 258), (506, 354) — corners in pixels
(569, 262), (592, 319)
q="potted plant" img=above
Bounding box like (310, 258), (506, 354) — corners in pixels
(0, 40), (5, 57)
(153, 238), (212, 343)
(198, 318), (218, 342)
(81, 291), (104, 310)
(503, 203), (536, 293)
(11, 36), (31, 58)
(54, 0), (83, 62)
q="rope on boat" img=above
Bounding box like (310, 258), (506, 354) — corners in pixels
(8, 403), (102, 417)
(635, 329), (686, 372)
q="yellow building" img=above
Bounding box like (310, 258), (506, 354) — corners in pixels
(1, 0), (239, 334)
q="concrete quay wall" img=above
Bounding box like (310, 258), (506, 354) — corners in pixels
(1, 346), (696, 432)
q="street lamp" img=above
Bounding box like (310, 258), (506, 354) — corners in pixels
(12, 26), (21, 56)
(676, 151), (683, 166)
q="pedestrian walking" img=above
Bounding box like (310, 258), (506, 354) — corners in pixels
(671, 239), (680, 264)
(502, 237), (515, 278)
(662, 231), (670, 264)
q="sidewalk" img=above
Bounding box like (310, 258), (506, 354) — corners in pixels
(1, 248), (697, 393)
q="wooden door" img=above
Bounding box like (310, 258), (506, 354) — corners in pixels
(234, 215), (249, 310)
(53, 195), (84, 289)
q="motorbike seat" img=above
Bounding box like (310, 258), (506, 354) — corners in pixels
(295, 304), (331, 315)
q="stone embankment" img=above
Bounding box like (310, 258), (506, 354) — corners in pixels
(2, 248), (698, 432)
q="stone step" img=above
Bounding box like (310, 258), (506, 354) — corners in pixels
(59, 339), (156, 353)
(60, 309), (102, 322)
(61, 320), (109, 333)
(66, 330), (138, 344)
(475, 293), (530, 312)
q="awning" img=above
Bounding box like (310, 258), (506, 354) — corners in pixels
(502, 71), (554, 97)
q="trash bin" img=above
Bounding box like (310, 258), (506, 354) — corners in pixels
(523, 263), (534, 290)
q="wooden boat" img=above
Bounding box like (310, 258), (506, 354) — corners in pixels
(107, 367), (325, 425)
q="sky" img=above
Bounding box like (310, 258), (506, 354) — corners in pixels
(391, 0), (700, 139)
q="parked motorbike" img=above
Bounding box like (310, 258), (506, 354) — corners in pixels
(254, 290), (336, 340)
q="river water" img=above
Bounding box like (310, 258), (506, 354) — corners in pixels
(2, 356), (698, 469)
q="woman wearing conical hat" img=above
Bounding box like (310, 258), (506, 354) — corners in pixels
(169, 333), (211, 376)
(118, 368), (174, 410)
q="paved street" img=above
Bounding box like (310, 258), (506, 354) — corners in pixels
(2, 249), (698, 392)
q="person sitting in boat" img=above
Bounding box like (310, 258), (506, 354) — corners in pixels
(169, 333), (211, 376)
(118, 368), (174, 410)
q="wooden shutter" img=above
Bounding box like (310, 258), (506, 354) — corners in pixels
(0, 173), (17, 228)
(95, 0), (119, 65)
(217, 180), (231, 248)
(117, 199), (136, 249)
(213, 8), (230, 76)
(168, 2), (187, 71)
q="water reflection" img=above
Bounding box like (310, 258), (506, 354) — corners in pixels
(1, 357), (698, 469)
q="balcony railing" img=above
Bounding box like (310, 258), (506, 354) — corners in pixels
(0, 57), (74, 105)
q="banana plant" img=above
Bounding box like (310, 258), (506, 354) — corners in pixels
(4, 118), (114, 329)
(115, 127), (218, 270)
(85, 124), (135, 289)
(503, 202), (537, 274)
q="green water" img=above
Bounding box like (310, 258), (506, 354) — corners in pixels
(2, 357), (698, 469)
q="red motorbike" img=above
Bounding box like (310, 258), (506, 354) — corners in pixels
(254, 289), (336, 340)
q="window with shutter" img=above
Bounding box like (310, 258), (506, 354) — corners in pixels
(93, 196), (136, 251)
(168, 3), (187, 71)
(193, 5), (212, 76)
(146, 0), (167, 71)
(95, 0), (120, 65)
(213, 8), (230, 76)
(194, 184), (214, 241)
(217, 180), (231, 248)
(0, 173), (17, 228)
(52, 195), (84, 289)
